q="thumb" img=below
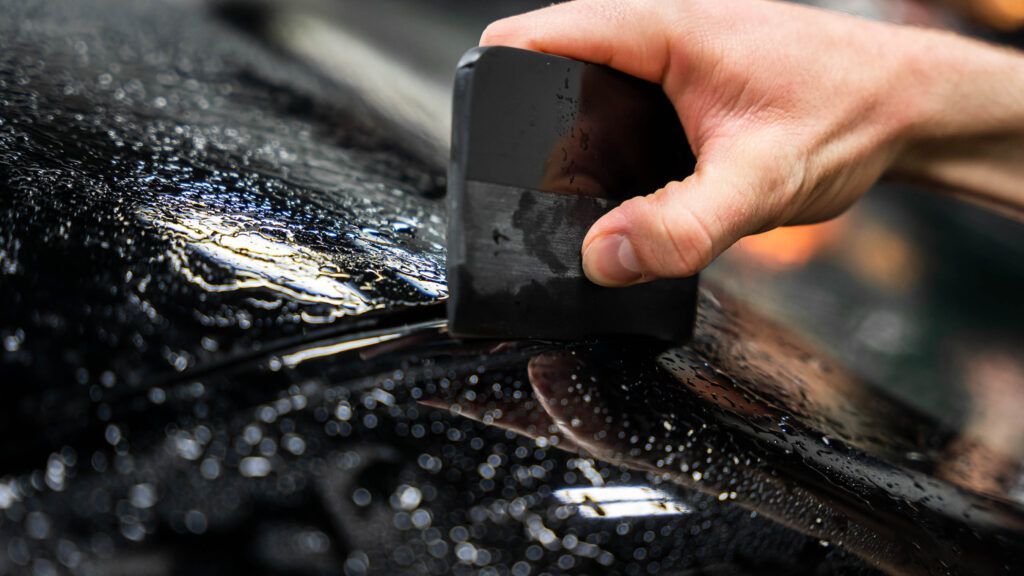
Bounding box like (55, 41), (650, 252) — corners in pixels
(581, 162), (775, 286)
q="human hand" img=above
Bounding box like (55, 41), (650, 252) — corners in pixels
(482, 0), (1024, 286)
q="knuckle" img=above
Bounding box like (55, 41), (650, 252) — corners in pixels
(666, 211), (716, 276)
(652, 184), (716, 277)
(761, 143), (814, 225)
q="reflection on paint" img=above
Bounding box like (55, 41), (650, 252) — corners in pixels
(138, 200), (421, 324)
(156, 211), (371, 309)
(352, 229), (448, 299)
(281, 334), (402, 368)
(138, 196), (447, 324)
(279, 319), (447, 367)
(553, 486), (691, 518)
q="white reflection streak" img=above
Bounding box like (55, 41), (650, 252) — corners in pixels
(553, 486), (691, 518)
(280, 319), (447, 368)
(139, 206), (375, 319)
(281, 333), (403, 368)
(395, 270), (447, 299)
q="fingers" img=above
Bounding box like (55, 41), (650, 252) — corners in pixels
(479, 0), (674, 83)
(483, 1), (804, 285)
(582, 157), (780, 286)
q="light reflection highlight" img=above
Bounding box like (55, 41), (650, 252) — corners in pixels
(139, 203), (375, 319)
(280, 319), (447, 368)
(553, 486), (691, 518)
(281, 333), (403, 368)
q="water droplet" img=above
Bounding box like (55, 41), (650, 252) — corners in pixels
(129, 483), (157, 509)
(239, 456), (271, 478)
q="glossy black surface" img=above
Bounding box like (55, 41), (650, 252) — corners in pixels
(1, 0), (1023, 575)
(0, 0), (446, 428)
(447, 47), (698, 341)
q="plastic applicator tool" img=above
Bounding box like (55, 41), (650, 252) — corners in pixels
(446, 46), (698, 342)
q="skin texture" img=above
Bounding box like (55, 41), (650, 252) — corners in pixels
(480, 0), (1024, 286)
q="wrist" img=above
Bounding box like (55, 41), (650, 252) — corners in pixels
(887, 30), (1024, 206)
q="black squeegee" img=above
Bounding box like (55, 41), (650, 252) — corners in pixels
(446, 46), (699, 342)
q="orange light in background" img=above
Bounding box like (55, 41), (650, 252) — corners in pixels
(978, 0), (1024, 29)
(949, 0), (1024, 30)
(729, 213), (921, 294)
(839, 222), (921, 294)
(730, 217), (849, 271)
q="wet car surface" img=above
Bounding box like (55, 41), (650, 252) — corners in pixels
(2, 0), (1023, 575)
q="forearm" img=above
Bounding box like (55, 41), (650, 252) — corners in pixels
(892, 32), (1024, 216)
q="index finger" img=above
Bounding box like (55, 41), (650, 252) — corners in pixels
(479, 0), (676, 84)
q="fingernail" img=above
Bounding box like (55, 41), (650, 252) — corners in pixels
(583, 234), (643, 286)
